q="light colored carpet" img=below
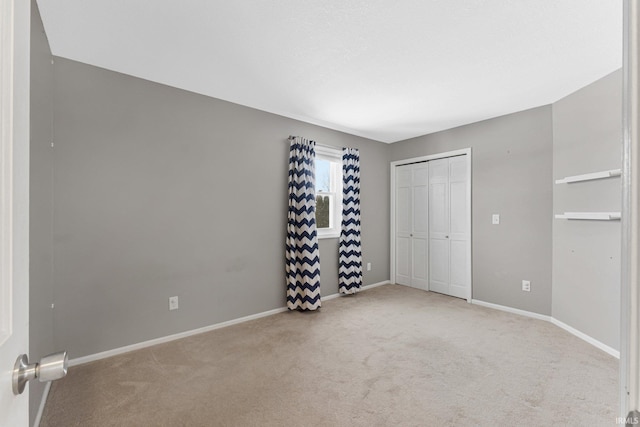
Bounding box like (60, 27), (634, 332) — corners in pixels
(41, 285), (618, 426)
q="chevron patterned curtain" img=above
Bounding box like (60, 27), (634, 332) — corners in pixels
(286, 137), (321, 310)
(339, 148), (363, 294)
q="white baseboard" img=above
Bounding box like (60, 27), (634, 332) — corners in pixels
(362, 280), (391, 290)
(321, 293), (342, 302)
(550, 317), (620, 359)
(471, 299), (552, 322)
(33, 381), (51, 427)
(472, 299), (620, 359)
(322, 280), (391, 302)
(70, 280), (391, 367)
(69, 306), (288, 367)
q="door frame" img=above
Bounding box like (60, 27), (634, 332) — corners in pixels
(390, 148), (472, 302)
(0, 0), (14, 347)
(622, 0), (640, 420)
(0, 0), (31, 425)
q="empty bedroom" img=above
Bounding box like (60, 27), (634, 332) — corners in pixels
(3, 0), (639, 426)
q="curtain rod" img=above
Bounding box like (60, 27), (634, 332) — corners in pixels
(288, 135), (339, 150)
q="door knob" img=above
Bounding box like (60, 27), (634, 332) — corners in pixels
(445, 235), (449, 238)
(12, 351), (68, 395)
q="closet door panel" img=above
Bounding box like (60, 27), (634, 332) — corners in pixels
(450, 241), (469, 290)
(449, 156), (467, 181)
(411, 163), (429, 289)
(396, 187), (411, 234)
(449, 181), (467, 237)
(448, 155), (470, 299)
(429, 239), (449, 294)
(396, 236), (411, 285)
(413, 185), (429, 234)
(429, 158), (450, 294)
(395, 166), (412, 285)
(411, 238), (428, 290)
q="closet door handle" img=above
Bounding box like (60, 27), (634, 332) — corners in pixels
(445, 235), (449, 238)
(410, 234), (413, 237)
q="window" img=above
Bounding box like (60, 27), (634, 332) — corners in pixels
(315, 146), (342, 239)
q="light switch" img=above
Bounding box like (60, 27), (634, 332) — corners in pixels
(492, 214), (500, 225)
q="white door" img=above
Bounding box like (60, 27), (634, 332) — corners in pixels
(394, 163), (429, 290)
(410, 163), (429, 290)
(428, 156), (470, 299)
(0, 0), (30, 424)
(447, 156), (471, 299)
(428, 159), (450, 294)
(395, 165), (412, 286)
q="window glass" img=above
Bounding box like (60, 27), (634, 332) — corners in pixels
(316, 195), (331, 228)
(314, 149), (342, 238)
(316, 159), (331, 193)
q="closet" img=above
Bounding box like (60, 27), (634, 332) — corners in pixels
(393, 154), (470, 299)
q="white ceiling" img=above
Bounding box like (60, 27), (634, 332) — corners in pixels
(37, 0), (622, 143)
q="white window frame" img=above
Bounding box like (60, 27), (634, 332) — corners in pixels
(315, 146), (342, 239)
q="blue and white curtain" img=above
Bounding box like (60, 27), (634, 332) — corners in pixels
(286, 137), (321, 310)
(339, 148), (363, 294)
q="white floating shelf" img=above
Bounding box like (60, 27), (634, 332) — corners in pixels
(555, 212), (621, 221)
(555, 169), (621, 184)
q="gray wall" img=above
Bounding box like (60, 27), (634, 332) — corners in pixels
(30, 1), (55, 424)
(552, 70), (622, 350)
(390, 106), (554, 315)
(52, 58), (390, 359)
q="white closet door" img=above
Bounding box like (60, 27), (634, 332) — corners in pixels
(395, 165), (412, 286)
(428, 159), (450, 295)
(448, 156), (470, 299)
(411, 163), (429, 290)
(428, 155), (469, 299)
(395, 162), (429, 289)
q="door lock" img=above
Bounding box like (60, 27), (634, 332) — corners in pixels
(12, 351), (68, 395)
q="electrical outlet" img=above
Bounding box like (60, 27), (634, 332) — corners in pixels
(492, 214), (500, 225)
(367, 262), (372, 271)
(169, 296), (179, 310)
(522, 280), (531, 292)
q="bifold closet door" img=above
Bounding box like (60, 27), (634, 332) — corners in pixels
(395, 165), (412, 286)
(395, 163), (429, 290)
(428, 156), (470, 299)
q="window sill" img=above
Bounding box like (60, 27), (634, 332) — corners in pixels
(317, 232), (340, 240)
